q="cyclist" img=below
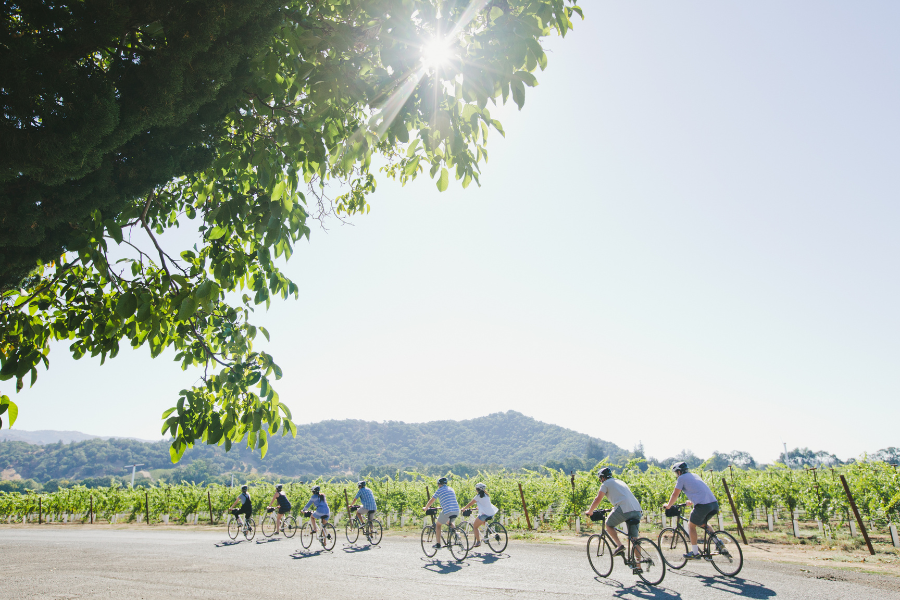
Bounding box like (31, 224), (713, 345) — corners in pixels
(461, 482), (498, 548)
(267, 484), (292, 534)
(228, 485), (253, 532)
(352, 480), (377, 536)
(584, 467), (643, 558)
(422, 476), (460, 549)
(302, 485), (330, 542)
(664, 462), (720, 560)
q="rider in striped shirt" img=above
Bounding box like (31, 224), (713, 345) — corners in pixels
(352, 480), (378, 535)
(423, 477), (460, 548)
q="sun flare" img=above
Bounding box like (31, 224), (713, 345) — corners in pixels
(421, 37), (453, 69)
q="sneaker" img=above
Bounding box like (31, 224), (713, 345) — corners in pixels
(612, 545), (625, 557)
(684, 551), (703, 560)
(432, 543), (442, 549)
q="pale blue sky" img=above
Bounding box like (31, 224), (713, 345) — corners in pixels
(12, 1), (899, 464)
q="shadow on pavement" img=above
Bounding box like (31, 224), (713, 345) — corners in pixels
(214, 540), (244, 547)
(290, 549), (332, 559)
(611, 583), (682, 599)
(671, 570), (775, 599)
(420, 556), (470, 574)
(342, 544), (381, 554)
(466, 552), (510, 564)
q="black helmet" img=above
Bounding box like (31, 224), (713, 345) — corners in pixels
(672, 462), (688, 474)
(598, 467), (613, 480)
(275, 484), (283, 492)
(311, 485), (321, 494)
(437, 477), (448, 485)
(357, 480), (367, 488)
(241, 485), (248, 492)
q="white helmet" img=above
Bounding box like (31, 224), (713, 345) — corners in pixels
(474, 482), (487, 491)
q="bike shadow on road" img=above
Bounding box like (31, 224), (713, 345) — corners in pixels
(670, 569), (774, 599)
(420, 556), (472, 574)
(342, 543), (381, 554)
(593, 576), (682, 600)
(255, 537), (284, 545)
(465, 552), (510, 565)
(610, 582), (682, 600)
(290, 548), (333, 559)
(214, 540), (246, 548)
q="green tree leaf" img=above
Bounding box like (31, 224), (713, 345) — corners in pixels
(115, 292), (138, 319)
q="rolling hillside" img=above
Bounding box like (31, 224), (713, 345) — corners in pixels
(0, 411), (627, 482)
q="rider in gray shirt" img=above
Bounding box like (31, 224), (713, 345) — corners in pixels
(664, 462), (720, 559)
(585, 467), (643, 557)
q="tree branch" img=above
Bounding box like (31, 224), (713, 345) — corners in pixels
(139, 193), (172, 280)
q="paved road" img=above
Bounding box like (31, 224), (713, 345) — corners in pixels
(2, 528), (898, 599)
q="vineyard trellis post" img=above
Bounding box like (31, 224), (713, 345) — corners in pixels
(90, 495), (93, 524)
(517, 482), (532, 530)
(721, 478), (747, 545)
(145, 491), (150, 525)
(839, 475), (875, 555)
(207, 491), (214, 525)
(38, 497), (42, 525)
(343, 489), (352, 522)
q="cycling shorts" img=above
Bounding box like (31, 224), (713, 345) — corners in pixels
(690, 501), (719, 526)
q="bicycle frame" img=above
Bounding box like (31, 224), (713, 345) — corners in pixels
(670, 505), (714, 553)
(599, 525), (643, 569)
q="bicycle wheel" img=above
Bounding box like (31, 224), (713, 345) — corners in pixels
(368, 519), (383, 545)
(586, 534), (614, 578)
(486, 522), (508, 553)
(227, 516), (239, 540)
(458, 522), (474, 549)
(447, 527), (468, 562)
(632, 538), (666, 586)
(261, 515), (276, 538)
(658, 527), (688, 569)
(283, 516), (298, 538)
(321, 523), (336, 550)
(707, 531), (743, 577)
(299, 523), (314, 549)
(421, 526), (438, 557)
(243, 517), (256, 541)
(346, 520), (360, 543)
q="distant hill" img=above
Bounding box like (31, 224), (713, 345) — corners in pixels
(0, 430), (101, 445)
(0, 411), (628, 482)
(0, 430), (158, 445)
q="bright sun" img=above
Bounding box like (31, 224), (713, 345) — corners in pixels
(421, 37), (453, 69)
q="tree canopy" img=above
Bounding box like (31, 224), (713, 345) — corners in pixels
(0, 0), (584, 460)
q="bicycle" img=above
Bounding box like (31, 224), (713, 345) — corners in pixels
(261, 507), (298, 538)
(658, 503), (743, 576)
(458, 509), (508, 553)
(227, 513), (256, 541)
(420, 508), (468, 561)
(586, 509), (666, 586)
(299, 511), (336, 551)
(345, 504), (383, 545)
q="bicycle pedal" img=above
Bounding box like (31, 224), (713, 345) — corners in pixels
(632, 568), (643, 575)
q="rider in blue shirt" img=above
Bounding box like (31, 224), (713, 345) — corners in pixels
(352, 481), (378, 535)
(423, 477), (460, 549)
(303, 486), (330, 541)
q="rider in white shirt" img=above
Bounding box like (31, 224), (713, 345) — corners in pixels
(461, 482), (498, 549)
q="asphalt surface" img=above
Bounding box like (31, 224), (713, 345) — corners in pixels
(2, 528), (898, 599)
